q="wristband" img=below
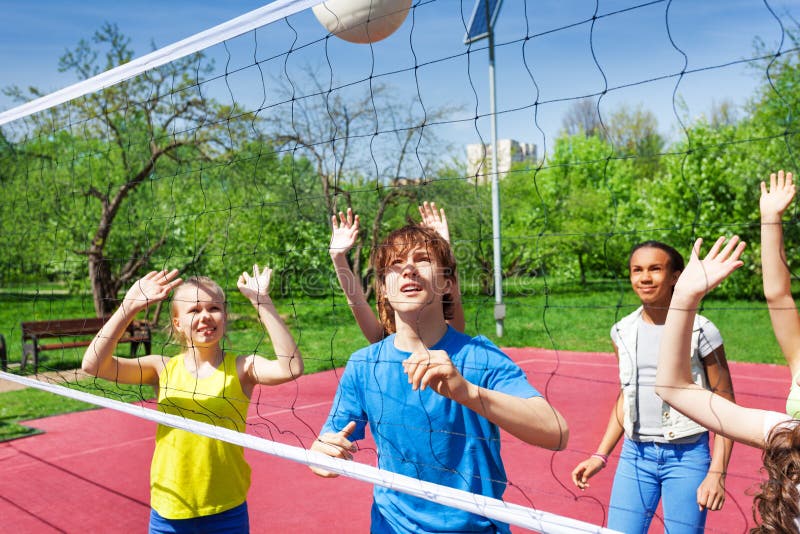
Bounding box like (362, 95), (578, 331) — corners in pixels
(591, 453), (608, 466)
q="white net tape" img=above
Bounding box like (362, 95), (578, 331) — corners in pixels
(0, 0), (327, 126)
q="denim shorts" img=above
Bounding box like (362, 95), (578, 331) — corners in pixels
(148, 501), (249, 534)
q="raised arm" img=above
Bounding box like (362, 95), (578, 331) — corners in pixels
(237, 264), (303, 388)
(760, 170), (800, 375)
(419, 201), (466, 332)
(82, 269), (182, 385)
(329, 208), (384, 343)
(655, 237), (768, 449)
(403, 349), (568, 450)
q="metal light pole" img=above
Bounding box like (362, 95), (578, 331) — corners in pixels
(465, 0), (504, 337)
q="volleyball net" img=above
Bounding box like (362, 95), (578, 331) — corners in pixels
(1, 0), (799, 531)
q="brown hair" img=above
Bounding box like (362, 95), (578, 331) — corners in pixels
(169, 276), (227, 347)
(751, 421), (800, 533)
(371, 224), (457, 334)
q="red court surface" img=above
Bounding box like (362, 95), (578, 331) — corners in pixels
(0, 349), (788, 533)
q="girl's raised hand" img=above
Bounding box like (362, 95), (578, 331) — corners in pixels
(329, 208), (360, 255)
(760, 170), (795, 218)
(418, 201), (450, 243)
(238, 264), (273, 305)
(122, 269), (182, 312)
(674, 237), (746, 301)
(571, 456), (606, 490)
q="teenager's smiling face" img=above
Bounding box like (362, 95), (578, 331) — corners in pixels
(629, 247), (679, 307)
(383, 246), (451, 314)
(172, 285), (226, 347)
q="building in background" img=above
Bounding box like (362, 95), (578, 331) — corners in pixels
(466, 140), (537, 184)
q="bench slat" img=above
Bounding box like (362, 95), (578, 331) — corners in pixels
(38, 336), (149, 351)
(22, 318), (108, 338)
(20, 317), (152, 372)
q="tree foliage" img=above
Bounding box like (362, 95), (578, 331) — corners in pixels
(3, 23), (252, 315)
(3, 22), (800, 310)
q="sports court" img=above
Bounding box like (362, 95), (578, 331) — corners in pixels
(1, 0), (799, 532)
(0, 348), (784, 533)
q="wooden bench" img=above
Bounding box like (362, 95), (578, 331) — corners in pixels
(21, 318), (151, 372)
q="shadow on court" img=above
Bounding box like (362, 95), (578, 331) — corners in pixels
(0, 349), (785, 533)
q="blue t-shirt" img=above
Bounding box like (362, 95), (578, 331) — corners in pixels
(321, 326), (541, 533)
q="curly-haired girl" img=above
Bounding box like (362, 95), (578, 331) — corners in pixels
(656, 235), (800, 533)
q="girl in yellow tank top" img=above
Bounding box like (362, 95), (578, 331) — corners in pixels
(760, 171), (800, 418)
(81, 265), (303, 533)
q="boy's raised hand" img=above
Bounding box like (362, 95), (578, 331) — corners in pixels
(419, 201), (450, 243)
(760, 170), (795, 218)
(329, 208), (360, 255)
(123, 269), (182, 312)
(238, 264), (273, 305)
(403, 349), (468, 401)
(673, 237), (746, 302)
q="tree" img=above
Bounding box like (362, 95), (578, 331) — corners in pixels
(3, 24), (248, 316)
(561, 99), (665, 181)
(561, 97), (602, 138)
(604, 104), (665, 180)
(260, 66), (461, 295)
(529, 134), (639, 283)
(709, 99), (738, 128)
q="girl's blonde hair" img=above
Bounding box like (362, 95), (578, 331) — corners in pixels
(169, 276), (226, 347)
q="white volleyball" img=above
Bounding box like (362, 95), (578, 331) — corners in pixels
(312, 0), (412, 44)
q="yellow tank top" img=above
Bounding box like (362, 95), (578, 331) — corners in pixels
(787, 370), (800, 419)
(150, 352), (251, 519)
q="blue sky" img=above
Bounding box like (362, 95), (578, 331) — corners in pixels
(1, 0), (799, 152)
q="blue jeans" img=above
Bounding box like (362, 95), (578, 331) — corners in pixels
(608, 437), (710, 534)
(149, 502), (249, 534)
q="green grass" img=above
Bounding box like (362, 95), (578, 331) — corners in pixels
(0, 289), (366, 374)
(463, 280), (783, 364)
(0, 281), (787, 442)
(1, 281), (780, 368)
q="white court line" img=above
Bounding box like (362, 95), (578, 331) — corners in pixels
(515, 356), (791, 384)
(245, 400), (331, 424)
(515, 356), (616, 368)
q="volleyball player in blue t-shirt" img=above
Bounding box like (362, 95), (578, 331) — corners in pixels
(311, 224), (568, 533)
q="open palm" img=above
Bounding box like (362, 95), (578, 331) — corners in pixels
(238, 264), (272, 304)
(329, 208), (360, 254)
(760, 170), (795, 217)
(675, 237), (746, 299)
(123, 269), (182, 311)
(418, 201), (450, 243)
